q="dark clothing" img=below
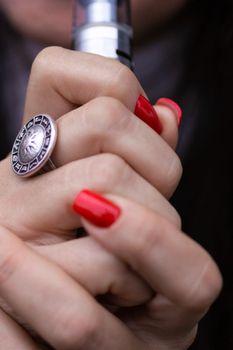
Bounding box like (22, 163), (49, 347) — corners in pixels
(136, 3), (233, 349)
(0, 13), (42, 158)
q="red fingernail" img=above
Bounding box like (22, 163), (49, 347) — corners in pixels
(72, 189), (121, 228)
(135, 95), (163, 134)
(156, 98), (183, 126)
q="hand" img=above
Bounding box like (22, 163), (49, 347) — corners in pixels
(0, 47), (183, 348)
(0, 187), (222, 349)
(72, 189), (223, 349)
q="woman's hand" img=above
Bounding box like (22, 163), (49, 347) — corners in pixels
(0, 47), (183, 347)
(0, 188), (222, 349)
(72, 189), (222, 349)
(0, 47), (221, 348)
(3, 46), (182, 231)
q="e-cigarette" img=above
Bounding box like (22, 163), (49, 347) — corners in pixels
(72, 0), (133, 69)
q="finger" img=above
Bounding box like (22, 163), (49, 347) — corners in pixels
(23, 47), (145, 121)
(35, 236), (153, 307)
(73, 190), (222, 325)
(0, 228), (142, 349)
(2, 154), (181, 238)
(154, 98), (183, 149)
(23, 47), (180, 149)
(53, 97), (182, 198)
(0, 308), (40, 350)
(117, 294), (198, 349)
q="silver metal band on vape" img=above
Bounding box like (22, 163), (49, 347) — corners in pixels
(73, 0), (134, 70)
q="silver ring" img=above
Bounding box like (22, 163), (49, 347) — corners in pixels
(11, 114), (57, 177)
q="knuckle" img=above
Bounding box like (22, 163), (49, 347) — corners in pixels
(86, 96), (130, 132)
(89, 95), (122, 115)
(163, 153), (183, 198)
(169, 206), (182, 229)
(185, 260), (223, 314)
(57, 162), (83, 196)
(129, 211), (164, 268)
(112, 64), (135, 89)
(0, 241), (20, 286)
(103, 62), (141, 109)
(88, 153), (129, 191)
(53, 310), (101, 349)
(59, 153), (130, 197)
(141, 220), (164, 256)
(31, 46), (62, 77)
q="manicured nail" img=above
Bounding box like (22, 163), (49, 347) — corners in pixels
(135, 95), (163, 134)
(156, 98), (183, 126)
(72, 189), (121, 228)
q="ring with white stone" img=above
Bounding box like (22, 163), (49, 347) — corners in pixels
(11, 114), (57, 177)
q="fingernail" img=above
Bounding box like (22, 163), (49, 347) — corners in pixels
(135, 95), (163, 134)
(156, 98), (183, 126)
(72, 189), (121, 228)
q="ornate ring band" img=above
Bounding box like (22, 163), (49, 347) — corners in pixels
(11, 114), (57, 177)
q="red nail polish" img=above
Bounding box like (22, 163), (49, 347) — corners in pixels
(156, 98), (183, 126)
(72, 189), (121, 228)
(135, 95), (163, 134)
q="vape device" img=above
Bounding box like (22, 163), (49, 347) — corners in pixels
(73, 0), (133, 69)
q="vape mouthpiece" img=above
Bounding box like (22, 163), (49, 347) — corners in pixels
(73, 0), (133, 69)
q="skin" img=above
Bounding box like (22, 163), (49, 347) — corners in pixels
(0, 0), (73, 46)
(0, 47), (222, 349)
(0, 1), (222, 349)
